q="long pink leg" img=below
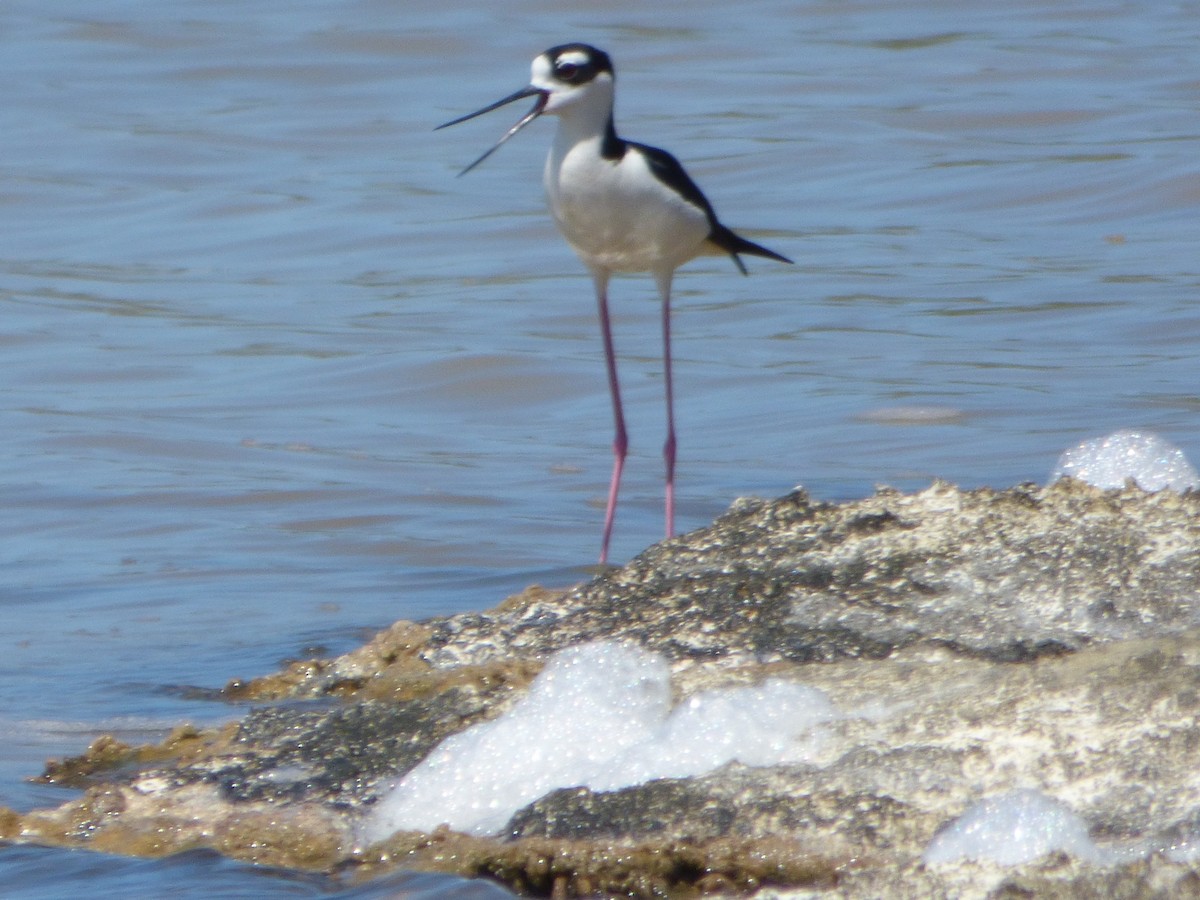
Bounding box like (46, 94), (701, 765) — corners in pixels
(592, 269), (626, 565)
(656, 270), (677, 539)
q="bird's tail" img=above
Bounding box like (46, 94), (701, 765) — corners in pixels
(708, 224), (792, 275)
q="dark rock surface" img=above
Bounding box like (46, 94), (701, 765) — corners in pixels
(8, 479), (1200, 897)
(420, 479), (1200, 669)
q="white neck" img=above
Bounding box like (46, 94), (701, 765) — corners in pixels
(550, 77), (616, 147)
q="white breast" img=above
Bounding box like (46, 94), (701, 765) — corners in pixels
(544, 137), (710, 275)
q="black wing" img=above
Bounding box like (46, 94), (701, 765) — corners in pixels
(632, 141), (791, 273)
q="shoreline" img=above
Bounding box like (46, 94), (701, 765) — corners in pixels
(9, 479), (1200, 897)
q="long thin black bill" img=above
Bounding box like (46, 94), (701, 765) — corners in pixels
(436, 86), (548, 176)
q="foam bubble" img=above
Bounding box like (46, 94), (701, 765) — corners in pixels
(923, 789), (1106, 866)
(363, 641), (838, 842)
(365, 641), (670, 839)
(587, 678), (838, 791)
(1050, 430), (1198, 492)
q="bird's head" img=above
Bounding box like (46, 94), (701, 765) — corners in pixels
(436, 43), (615, 175)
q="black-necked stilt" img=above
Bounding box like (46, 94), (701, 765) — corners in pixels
(437, 43), (791, 564)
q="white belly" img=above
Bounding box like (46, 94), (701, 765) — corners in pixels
(544, 141), (710, 274)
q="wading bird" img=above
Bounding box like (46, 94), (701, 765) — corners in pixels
(437, 43), (791, 564)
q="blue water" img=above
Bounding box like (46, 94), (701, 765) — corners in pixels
(2, 0), (1197, 894)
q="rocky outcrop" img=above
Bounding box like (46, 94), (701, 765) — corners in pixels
(10, 479), (1200, 897)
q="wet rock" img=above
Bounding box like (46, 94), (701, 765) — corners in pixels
(11, 479), (1200, 897)
(37, 725), (214, 787)
(356, 828), (844, 896)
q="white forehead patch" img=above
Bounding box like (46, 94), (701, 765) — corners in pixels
(556, 49), (590, 68)
(531, 54), (554, 82)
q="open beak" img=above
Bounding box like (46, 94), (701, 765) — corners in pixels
(436, 86), (549, 176)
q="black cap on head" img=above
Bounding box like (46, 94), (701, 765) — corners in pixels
(542, 43), (614, 85)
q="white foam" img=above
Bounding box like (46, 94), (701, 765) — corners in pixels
(923, 789), (1107, 866)
(1051, 429), (1198, 492)
(363, 641), (838, 842)
(587, 678), (838, 792)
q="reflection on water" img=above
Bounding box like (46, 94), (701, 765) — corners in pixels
(1, 0), (1197, 893)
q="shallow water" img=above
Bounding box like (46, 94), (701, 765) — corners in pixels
(1, 0), (1197, 893)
